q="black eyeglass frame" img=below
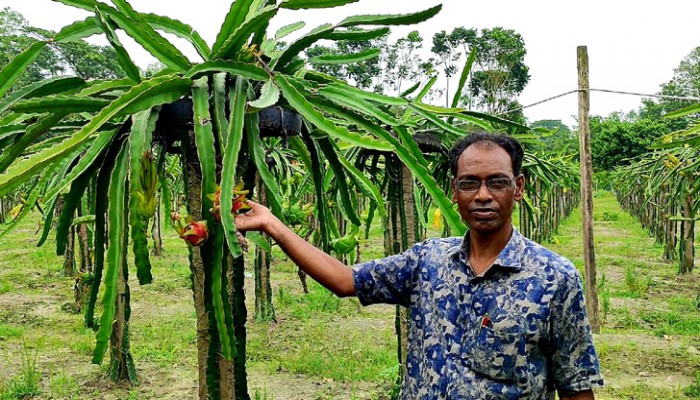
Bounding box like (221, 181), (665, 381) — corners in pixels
(454, 176), (519, 193)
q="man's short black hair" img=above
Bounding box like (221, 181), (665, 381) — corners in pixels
(448, 132), (524, 177)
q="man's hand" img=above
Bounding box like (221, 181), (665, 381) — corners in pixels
(234, 200), (273, 233)
(233, 199), (355, 297)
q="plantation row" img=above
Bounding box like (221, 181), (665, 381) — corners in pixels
(614, 113), (699, 275)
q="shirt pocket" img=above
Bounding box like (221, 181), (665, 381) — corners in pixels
(463, 324), (525, 383)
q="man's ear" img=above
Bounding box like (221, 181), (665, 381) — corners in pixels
(514, 174), (525, 201)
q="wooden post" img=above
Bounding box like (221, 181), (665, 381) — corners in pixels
(577, 46), (600, 333)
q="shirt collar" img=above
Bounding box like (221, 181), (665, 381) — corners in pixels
(449, 226), (525, 273)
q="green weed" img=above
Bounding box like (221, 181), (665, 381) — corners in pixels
(598, 273), (611, 325)
(276, 282), (361, 320)
(0, 346), (41, 400)
(0, 324), (24, 339)
(639, 309), (700, 337)
(685, 372), (700, 398)
(253, 386), (274, 400)
(49, 373), (80, 399)
(0, 281), (12, 295)
(622, 265), (652, 298)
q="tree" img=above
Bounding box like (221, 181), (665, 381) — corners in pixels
(306, 29), (432, 96)
(0, 7), (124, 90)
(465, 27), (530, 115)
(529, 119), (578, 153)
(589, 112), (665, 171)
(306, 27), (388, 91)
(430, 30), (460, 106)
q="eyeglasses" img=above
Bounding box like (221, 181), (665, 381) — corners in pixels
(455, 177), (515, 193)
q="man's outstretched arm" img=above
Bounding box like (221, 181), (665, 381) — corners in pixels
(234, 201), (355, 297)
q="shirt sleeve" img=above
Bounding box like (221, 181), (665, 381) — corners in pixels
(549, 265), (605, 395)
(352, 241), (423, 308)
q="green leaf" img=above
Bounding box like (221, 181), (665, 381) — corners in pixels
(37, 197), (57, 247)
(211, 5), (279, 60)
(408, 103), (473, 135)
(54, 16), (101, 42)
(302, 134), (332, 252)
(92, 140), (128, 365)
(78, 78), (136, 97)
(97, 2), (191, 71)
(94, 8), (141, 82)
(246, 232), (272, 252)
(337, 5), (442, 27)
(185, 61), (269, 81)
(11, 95), (110, 114)
(309, 48), (380, 65)
(0, 41), (48, 99)
(314, 100), (466, 235)
(321, 82), (407, 106)
(272, 23), (335, 70)
(0, 76), (85, 115)
(212, 0), (255, 57)
(335, 151), (385, 217)
(128, 110), (158, 285)
(274, 21), (306, 40)
(248, 80), (280, 110)
(326, 27), (389, 41)
(246, 112), (285, 221)
(43, 130), (117, 204)
(56, 160), (98, 256)
(400, 82), (420, 98)
(315, 137), (361, 225)
(276, 75), (392, 151)
(0, 75), (191, 196)
(142, 13), (211, 60)
(0, 113), (67, 176)
(213, 73), (229, 152)
(318, 85), (400, 126)
(193, 77), (236, 361)
(52, 0), (96, 11)
(460, 110), (529, 133)
(0, 163), (56, 240)
(451, 48), (476, 109)
(665, 103), (700, 119)
(221, 77), (248, 260)
(281, 0), (359, 10)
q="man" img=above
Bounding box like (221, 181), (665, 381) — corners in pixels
(235, 132), (604, 399)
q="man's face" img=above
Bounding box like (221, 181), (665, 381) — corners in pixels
(451, 144), (524, 236)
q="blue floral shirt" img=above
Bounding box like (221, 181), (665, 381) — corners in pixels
(352, 228), (604, 399)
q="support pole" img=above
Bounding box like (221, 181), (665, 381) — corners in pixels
(577, 46), (600, 333)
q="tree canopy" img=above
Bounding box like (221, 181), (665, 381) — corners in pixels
(0, 7), (125, 90)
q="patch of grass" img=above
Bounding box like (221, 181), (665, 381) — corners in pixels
(639, 309), (700, 337)
(0, 324), (24, 339)
(0, 281), (12, 295)
(248, 317), (396, 383)
(275, 281), (362, 320)
(685, 372), (700, 398)
(49, 373), (80, 399)
(132, 318), (194, 367)
(253, 386), (274, 400)
(0, 346), (41, 400)
(622, 264), (652, 298)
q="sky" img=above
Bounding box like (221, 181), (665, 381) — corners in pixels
(2, 0), (699, 128)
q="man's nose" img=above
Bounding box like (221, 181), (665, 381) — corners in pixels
(474, 183), (492, 202)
